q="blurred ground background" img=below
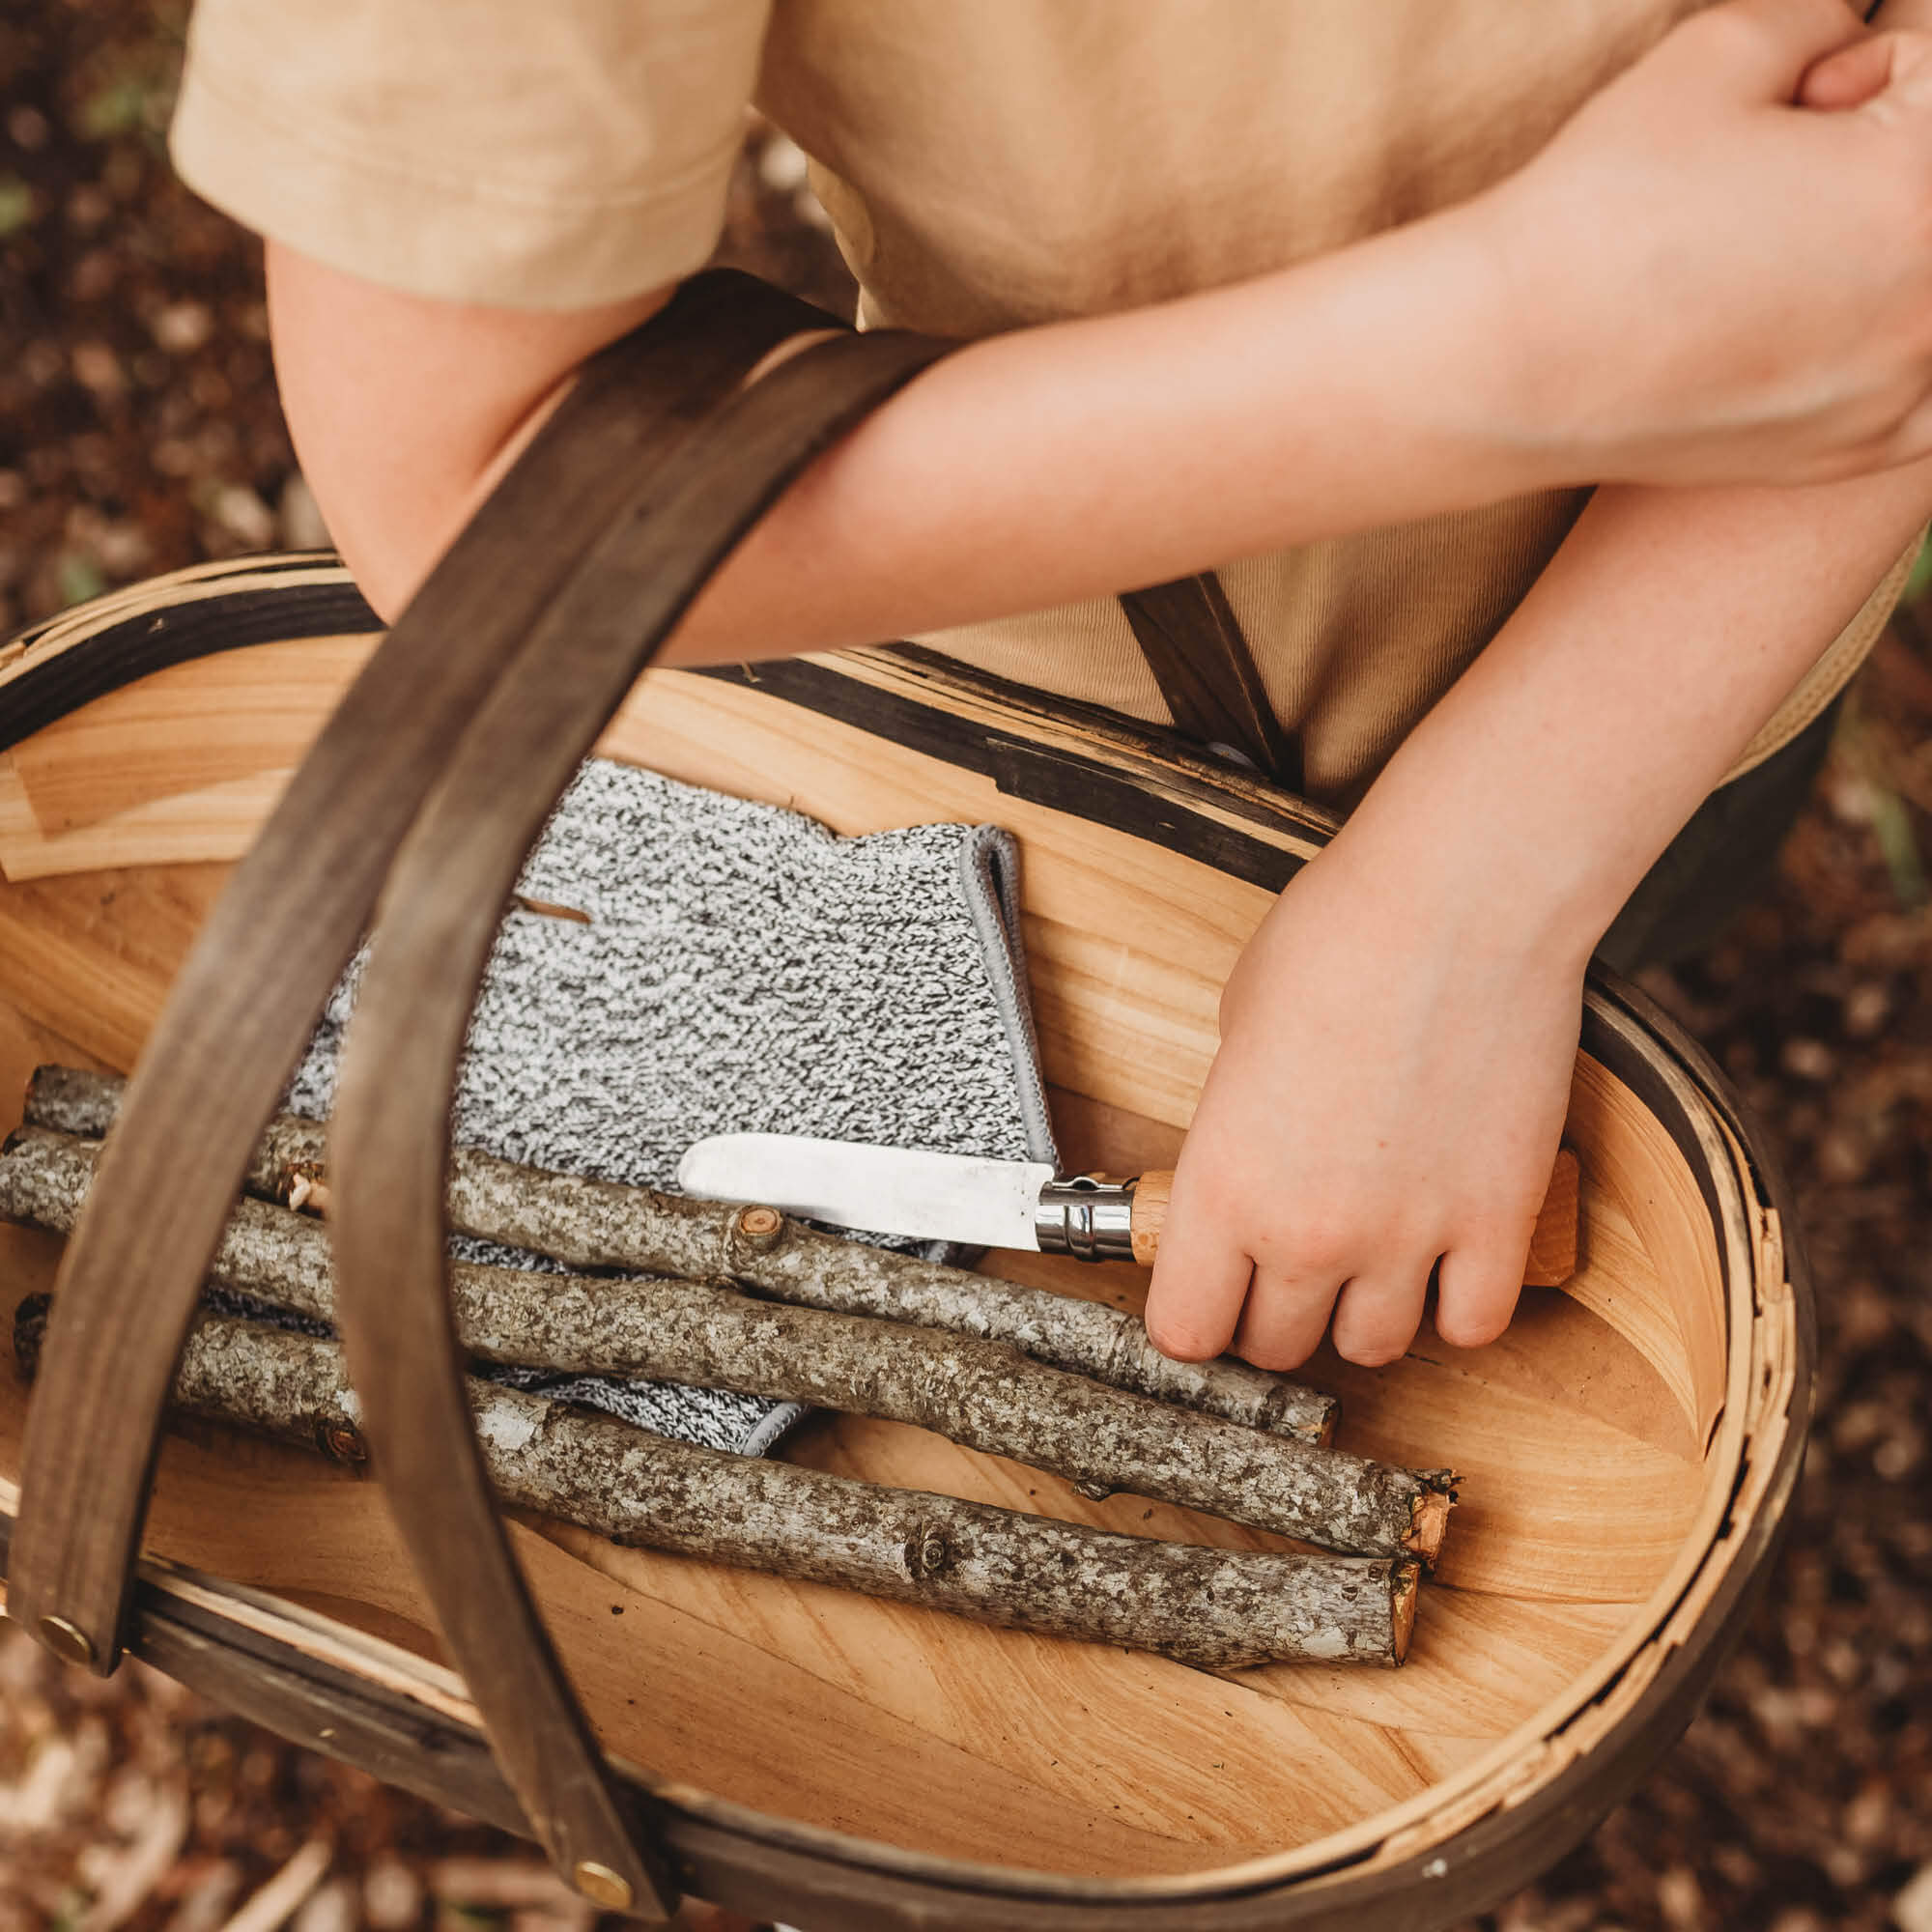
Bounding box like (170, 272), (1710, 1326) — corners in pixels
(3, 6), (1930, 1930)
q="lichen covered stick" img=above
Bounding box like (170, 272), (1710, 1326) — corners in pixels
(23, 1065), (1340, 1445)
(9, 1295), (1418, 1669)
(1, 1125), (1453, 1561)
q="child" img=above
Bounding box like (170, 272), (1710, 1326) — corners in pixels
(172, 0), (1932, 1375)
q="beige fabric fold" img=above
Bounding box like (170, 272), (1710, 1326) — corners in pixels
(172, 0), (1908, 807)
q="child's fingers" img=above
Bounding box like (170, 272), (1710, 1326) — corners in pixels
(1231, 1266), (1341, 1374)
(1142, 1210), (1255, 1361)
(1433, 1242), (1526, 1351)
(1327, 1267), (1433, 1368)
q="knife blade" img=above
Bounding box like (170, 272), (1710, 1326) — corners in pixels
(676, 1135), (1579, 1283)
(679, 1135), (1063, 1252)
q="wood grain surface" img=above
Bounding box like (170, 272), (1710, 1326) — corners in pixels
(0, 852), (1716, 1876)
(0, 601), (1804, 1927)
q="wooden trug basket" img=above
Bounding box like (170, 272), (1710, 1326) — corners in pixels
(0, 553), (1810, 1929)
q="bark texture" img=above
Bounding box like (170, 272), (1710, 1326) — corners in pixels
(24, 1065), (1340, 1445)
(10, 1295), (1416, 1668)
(0, 1125), (1452, 1560)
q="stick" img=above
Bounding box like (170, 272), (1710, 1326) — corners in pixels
(212, 1838), (333, 1932)
(0, 1126), (1453, 1561)
(9, 1296), (1418, 1668)
(24, 1066), (1340, 1445)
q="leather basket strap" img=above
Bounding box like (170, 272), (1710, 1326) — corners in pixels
(6, 270), (840, 1886)
(1118, 570), (1302, 790)
(323, 324), (949, 1917)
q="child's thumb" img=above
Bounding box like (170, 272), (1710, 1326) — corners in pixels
(1800, 21), (1932, 110)
(1678, 0), (1869, 99)
(1801, 31), (1906, 107)
(1801, 0), (1932, 105)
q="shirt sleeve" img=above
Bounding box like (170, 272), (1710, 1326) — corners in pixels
(170, 0), (773, 309)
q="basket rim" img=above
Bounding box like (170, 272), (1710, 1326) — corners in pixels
(0, 557), (1815, 1928)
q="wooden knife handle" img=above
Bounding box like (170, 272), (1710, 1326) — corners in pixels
(1128, 1148), (1581, 1286)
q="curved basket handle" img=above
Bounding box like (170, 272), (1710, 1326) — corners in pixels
(324, 325), (949, 1915)
(8, 270), (938, 1918)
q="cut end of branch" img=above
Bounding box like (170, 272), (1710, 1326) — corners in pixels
(1403, 1486), (1457, 1567)
(1389, 1559), (1420, 1665)
(285, 1167), (332, 1216)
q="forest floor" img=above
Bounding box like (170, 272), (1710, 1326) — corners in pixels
(2, 8), (1929, 1931)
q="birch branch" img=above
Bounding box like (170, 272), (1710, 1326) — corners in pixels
(9, 1295), (1417, 1669)
(24, 1065), (1340, 1445)
(0, 1126), (1452, 1562)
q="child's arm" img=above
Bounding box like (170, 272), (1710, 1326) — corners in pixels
(258, 0), (1932, 1373)
(273, 0), (1932, 633)
(1143, 462), (1932, 1368)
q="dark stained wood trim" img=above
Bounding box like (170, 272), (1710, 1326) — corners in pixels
(703, 649), (1330, 892)
(0, 563), (381, 753)
(5, 278), (857, 1915)
(0, 1487), (1801, 1932)
(0, 1513), (526, 1839)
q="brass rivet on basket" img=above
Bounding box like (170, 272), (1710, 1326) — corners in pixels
(38, 1616), (95, 1667)
(570, 1862), (633, 1912)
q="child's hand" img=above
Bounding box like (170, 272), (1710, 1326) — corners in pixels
(1475, 0), (1932, 489)
(1143, 843), (1583, 1373)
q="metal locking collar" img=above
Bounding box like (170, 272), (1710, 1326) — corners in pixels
(1034, 1175), (1139, 1262)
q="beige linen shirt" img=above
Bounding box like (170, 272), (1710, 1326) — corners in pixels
(172, 0), (1912, 808)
